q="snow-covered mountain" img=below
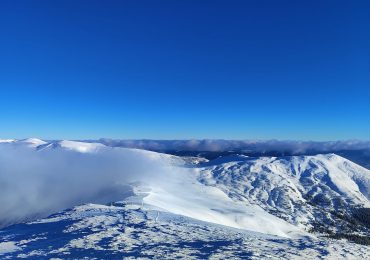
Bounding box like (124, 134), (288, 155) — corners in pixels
(198, 154), (370, 233)
(0, 139), (369, 258)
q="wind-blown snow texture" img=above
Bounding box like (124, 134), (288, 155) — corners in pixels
(0, 139), (369, 259)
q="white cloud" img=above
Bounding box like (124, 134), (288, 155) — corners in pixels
(0, 145), (172, 227)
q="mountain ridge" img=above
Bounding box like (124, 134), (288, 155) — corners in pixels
(0, 138), (369, 258)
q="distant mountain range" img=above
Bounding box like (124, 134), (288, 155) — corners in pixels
(92, 139), (370, 169)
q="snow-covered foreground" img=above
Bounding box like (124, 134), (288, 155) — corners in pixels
(0, 200), (368, 259)
(0, 138), (369, 258)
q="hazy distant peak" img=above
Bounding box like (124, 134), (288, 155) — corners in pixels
(0, 139), (15, 143)
(18, 138), (47, 147)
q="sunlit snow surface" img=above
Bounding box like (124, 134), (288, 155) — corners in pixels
(1, 202), (369, 259)
(0, 139), (369, 259)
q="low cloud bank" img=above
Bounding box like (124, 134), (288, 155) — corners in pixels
(97, 139), (370, 154)
(0, 145), (173, 227)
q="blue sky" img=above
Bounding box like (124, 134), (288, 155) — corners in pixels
(1, 0), (369, 140)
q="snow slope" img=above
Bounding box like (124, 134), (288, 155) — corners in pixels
(142, 168), (304, 238)
(198, 154), (370, 233)
(1, 200), (369, 259)
(0, 139), (304, 238)
(0, 138), (369, 258)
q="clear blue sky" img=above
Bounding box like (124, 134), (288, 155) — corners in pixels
(1, 0), (369, 140)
